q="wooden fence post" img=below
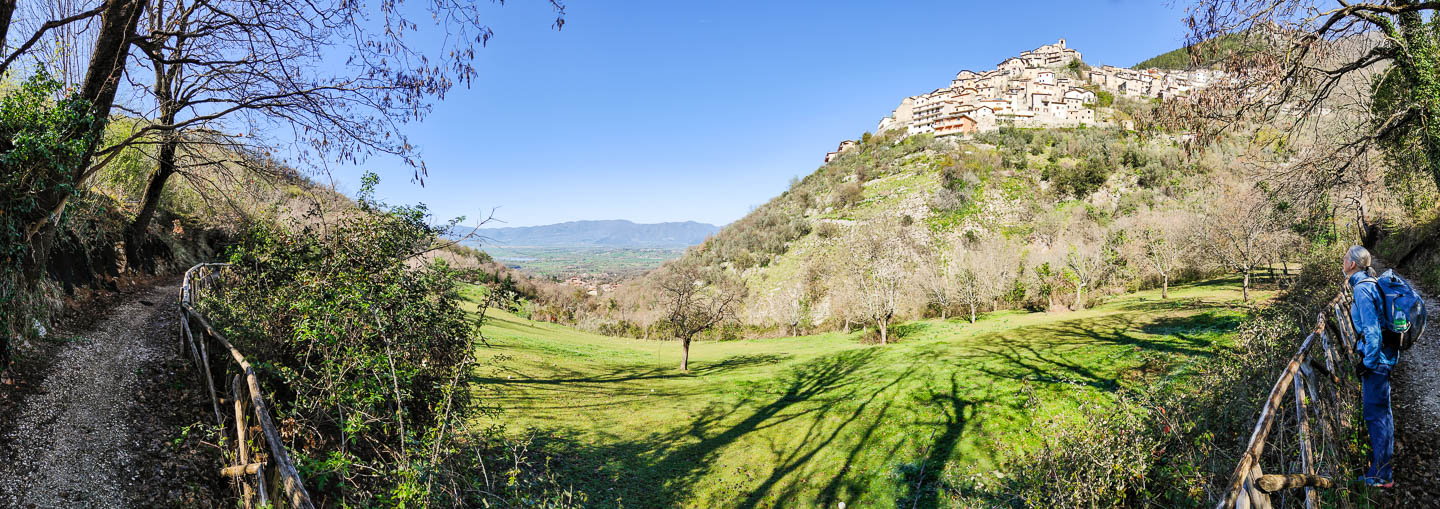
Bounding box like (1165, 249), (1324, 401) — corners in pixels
(233, 374), (253, 508)
(198, 330), (223, 426)
(1247, 463), (1273, 509)
(1294, 372), (1316, 509)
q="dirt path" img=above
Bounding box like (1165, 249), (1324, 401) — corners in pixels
(1388, 291), (1440, 504)
(0, 280), (223, 508)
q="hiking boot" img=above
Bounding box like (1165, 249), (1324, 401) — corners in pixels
(1357, 476), (1395, 488)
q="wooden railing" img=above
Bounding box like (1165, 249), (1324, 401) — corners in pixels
(1217, 292), (1363, 509)
(179, 263), (315, 509)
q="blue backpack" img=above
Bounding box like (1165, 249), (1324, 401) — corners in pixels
(1359, 269), (1428, 351)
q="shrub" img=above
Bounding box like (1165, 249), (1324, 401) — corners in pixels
(834, 181), (865, 208)
(201, 174), (484, 506)
(814, 221), (842, 239)
(1094, 89), (1115, 108)
(927, 188), (964, 211)
(1002, 388), (1160, 507)
(1044, 155), (1111, 198)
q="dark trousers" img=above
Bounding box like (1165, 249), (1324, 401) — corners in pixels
(1362, 367), (1394, 482)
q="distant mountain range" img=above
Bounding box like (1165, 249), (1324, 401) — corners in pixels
(456, 220), (720, 249)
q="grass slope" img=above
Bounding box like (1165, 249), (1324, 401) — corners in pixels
(463, 279), (1271, 508)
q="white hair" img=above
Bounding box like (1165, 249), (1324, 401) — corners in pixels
(1346, 245), (1375, 277)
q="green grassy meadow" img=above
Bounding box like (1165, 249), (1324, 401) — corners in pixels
(461, 279), (1273, 508)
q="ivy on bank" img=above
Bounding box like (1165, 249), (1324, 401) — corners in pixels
(0, 70), (100, 366)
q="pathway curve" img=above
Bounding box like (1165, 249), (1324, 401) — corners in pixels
(0, 280), (220, 508)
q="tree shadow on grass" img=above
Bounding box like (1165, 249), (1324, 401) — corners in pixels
(954, 312), (1230, 392)
(741, 360), (923, 509)
(645, 349), (881, 497)
(890, 372), (988, 509)
(482, 306), (1243, 507)
(968, 337), (1121, 391)
(474, 352), (789, 386)
(505, 348), (890, 508)
(1139, 311), (1245, 345)
(890, 322), (927, 340)
(471, 353), (792, 411)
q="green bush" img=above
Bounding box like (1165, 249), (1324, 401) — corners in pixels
(201, 174), (484, 506)
(0, 70), (99, 364)
(1044, 155), (1111, 198)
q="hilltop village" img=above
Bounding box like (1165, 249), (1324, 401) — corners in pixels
(824, 39), (1217, 162)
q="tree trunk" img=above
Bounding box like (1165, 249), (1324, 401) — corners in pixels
(1161, 273), (1169, 299)
(0, 0), (16, 55)
(1242, 270), (1251, 302)
(968, 303), (976, 323)
(940, 305), (947, 320)
(127, 45), (182, 266)
(22, 0), (147, 246)
(1074, 284), (1085, 310)
(125, 138), (176, 265)
(680, 337), (690, 371)
(878, 317), (888, 345)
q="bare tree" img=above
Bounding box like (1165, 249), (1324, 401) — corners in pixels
(4, 0), (567, 268)
(1136, 213), (1190, 299)
(656, 261), (745, 371)
(836, 221), (915, 344)
(1203, 186), (1283, 302)
(8, 0), (98, 87)
(753, 280), (808, 337)
(1064, 242), (1105, 311)
(950, 238), (1015, 323)
(104, 0), (565, 261)
(777, 282), (810, 337)
(955, 263), (982, 324)
(919, 234), (957, 320)
(973, 238), (1017, 317)
(1172, 1), (1440, 219)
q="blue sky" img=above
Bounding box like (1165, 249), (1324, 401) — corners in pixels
(337, 0), (1192, 228)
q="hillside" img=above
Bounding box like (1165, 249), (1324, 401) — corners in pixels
(597, 121), (1246, 335)
(1133, 33), (1249, 69)
(460, 219), (719, 248)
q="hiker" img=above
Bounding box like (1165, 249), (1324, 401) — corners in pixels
(1344, 245), (1398, 488)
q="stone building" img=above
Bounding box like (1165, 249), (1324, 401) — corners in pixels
(873, 38), (1215, 137)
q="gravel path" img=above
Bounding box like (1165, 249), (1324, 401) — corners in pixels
(1388, 291), (1440, 504)
(0, 282), (180, 508)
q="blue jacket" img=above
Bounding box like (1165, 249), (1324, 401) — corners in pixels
(1350, 271), (1399, 372)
